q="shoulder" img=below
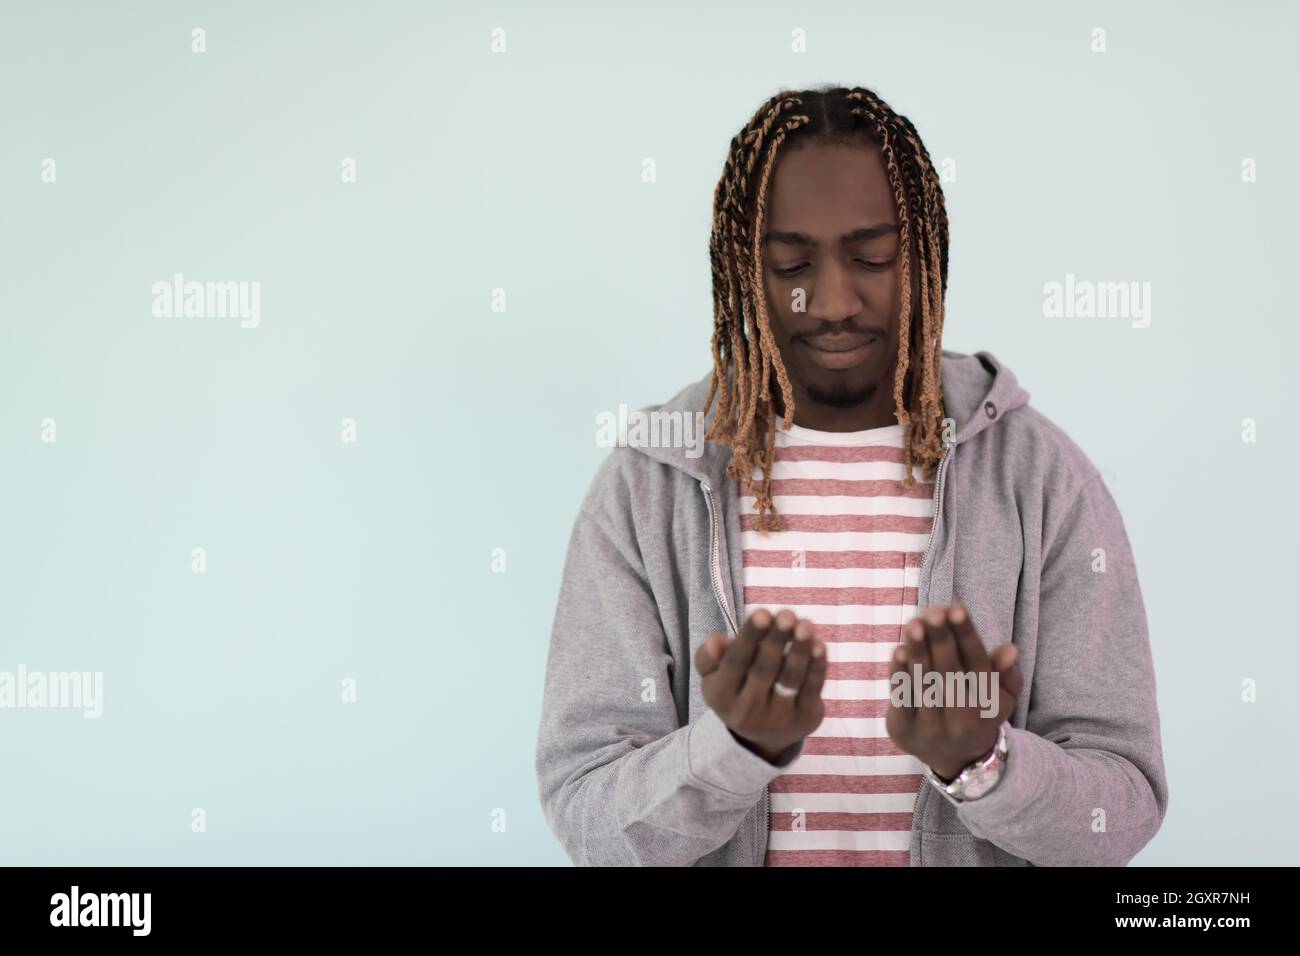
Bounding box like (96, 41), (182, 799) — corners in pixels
(946, 368), (1111, 551)
(576, 441), (704, 547)
(999, 403), (1103, 494)
(986, 403), (1127, 556)
(580, 445), (674, 512)
(579, 370), (726, 522)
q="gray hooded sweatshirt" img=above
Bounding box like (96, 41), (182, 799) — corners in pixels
(536, 349), (1167, 866)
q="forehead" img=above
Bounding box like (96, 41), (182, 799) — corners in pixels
(764, 141), (897, 231)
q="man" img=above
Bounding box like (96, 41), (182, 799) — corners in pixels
(535, 84), (1167, 866)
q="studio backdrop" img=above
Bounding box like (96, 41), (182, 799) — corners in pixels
(1, 0), (1295, 865)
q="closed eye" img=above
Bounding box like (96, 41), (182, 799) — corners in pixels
(772, 258), (894, 278)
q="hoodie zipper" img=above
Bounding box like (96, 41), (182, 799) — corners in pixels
(916, 442), (953, 624)
(700, 479), (769, 857)
(907, 441), (953, 858)
(700, 480), (740, 637)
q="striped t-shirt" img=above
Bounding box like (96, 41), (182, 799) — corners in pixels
(738, 419), (935, 867)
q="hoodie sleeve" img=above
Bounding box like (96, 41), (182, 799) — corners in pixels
(934, 471), (1169, 866)
(535, 463), (805, 866)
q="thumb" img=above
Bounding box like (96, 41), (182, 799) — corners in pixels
(696, 632), (729, 675)
(989, 643), (1024, 703)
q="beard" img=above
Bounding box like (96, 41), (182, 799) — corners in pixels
(803, 378), (878, 408)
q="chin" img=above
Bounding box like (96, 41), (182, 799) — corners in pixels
(803, 374), (878, 409)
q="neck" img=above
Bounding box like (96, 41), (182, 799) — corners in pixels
(771, 374), (903, 432)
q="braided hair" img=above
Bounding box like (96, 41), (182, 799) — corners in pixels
(702, 84), (951, 533)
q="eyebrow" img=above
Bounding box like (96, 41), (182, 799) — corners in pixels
(762, 224), (898, 246)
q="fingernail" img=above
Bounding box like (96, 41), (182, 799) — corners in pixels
(794, 621), (813, 641)
(949, 604), (966, 624)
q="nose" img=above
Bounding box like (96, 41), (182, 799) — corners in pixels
(805, 258), (863, 324)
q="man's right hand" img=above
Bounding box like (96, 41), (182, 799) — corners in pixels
(694, 608), (827, 764)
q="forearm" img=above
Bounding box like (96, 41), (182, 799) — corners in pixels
(540, 708), (802, 867)
(937, 727), (1164, 866)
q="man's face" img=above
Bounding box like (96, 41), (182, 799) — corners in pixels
(759, 140), (920, 429)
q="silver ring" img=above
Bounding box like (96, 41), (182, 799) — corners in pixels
(773, 680), (799, 699)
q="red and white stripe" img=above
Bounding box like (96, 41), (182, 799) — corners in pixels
(737, 420), (934, 867)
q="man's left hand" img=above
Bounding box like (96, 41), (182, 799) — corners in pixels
(885, 602), (1024, 782)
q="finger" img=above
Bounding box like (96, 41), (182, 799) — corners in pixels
(889, 636), (915, 700)
(889, 618), (926, 721)
(694, 632), (729, 677)
(739, 608), (797, 706)
(990, 642), (1019, 672)
(910, 610), (946, 739)
(922, 604), (962, 680)
(770, 619), (815, 711)
(990, 644), (1024, 707)
(921, 604), (971, 738)
(902, 615), (928, 667)
(887, 637), (919, 745)
(996, 669), (1022, 724)
(796, 639), (828, 713)
(718, 608), (773, 696)
(947, 603), (991, 673)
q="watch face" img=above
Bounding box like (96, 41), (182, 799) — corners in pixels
(962, 770), (994, 800)
(961, 758), (1003, 799)
(935, 734), (1006, 800)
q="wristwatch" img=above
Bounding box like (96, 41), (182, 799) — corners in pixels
(928, 723), (1009, 802)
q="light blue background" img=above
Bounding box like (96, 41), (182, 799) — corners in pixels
(1, 0), (1295, 865)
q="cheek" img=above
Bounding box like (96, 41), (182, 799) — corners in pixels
(764, 276), (799, 321)
(863, 269), (904, 322)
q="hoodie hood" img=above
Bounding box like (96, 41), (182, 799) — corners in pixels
(630, 349), (1032, 486)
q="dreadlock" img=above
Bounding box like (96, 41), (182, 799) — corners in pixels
(703, 84), (950, 533)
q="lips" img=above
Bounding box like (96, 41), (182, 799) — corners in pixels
(804, 333), (878, 352)
(800, 333), (881, 370)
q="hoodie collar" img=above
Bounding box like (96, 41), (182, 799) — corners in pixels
(629, 349), (1031, 485)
